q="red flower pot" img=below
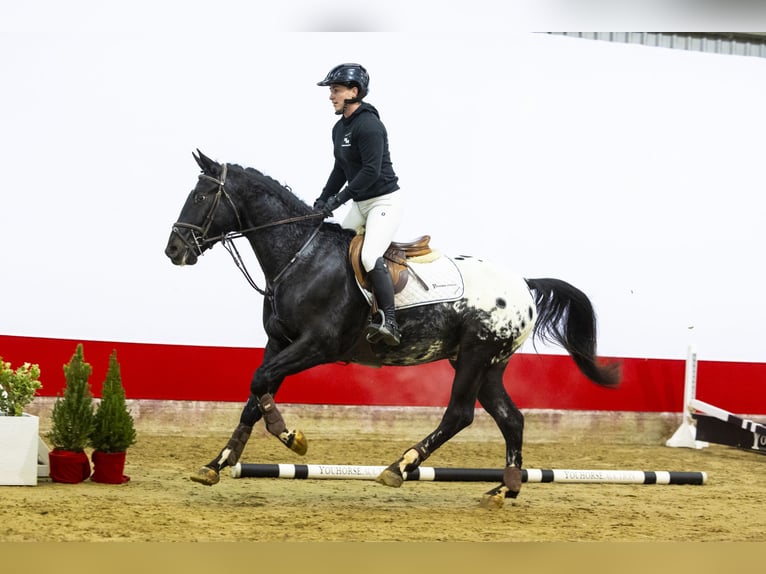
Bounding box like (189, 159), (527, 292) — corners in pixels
(91, 450), (130, 484)
(48, 449), (91, 483)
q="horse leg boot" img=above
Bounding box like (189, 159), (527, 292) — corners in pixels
(192, 394), (262, 486)
(192, 423), (253, 486)
(259, 393), (308, 455)
(480, 466), (524, 510)
(191, 392), (308, 485)
(365, 257), (401, 346)
(377, 386), (479, 488)
(475, 368), (525, 508)
(376, 442), (429, 487)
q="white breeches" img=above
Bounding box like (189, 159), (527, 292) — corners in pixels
(341, 191), (403, 272)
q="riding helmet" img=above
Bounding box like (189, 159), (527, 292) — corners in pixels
(317, 63), (369, 99)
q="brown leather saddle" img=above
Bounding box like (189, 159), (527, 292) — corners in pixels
(349, 234), (433, 294)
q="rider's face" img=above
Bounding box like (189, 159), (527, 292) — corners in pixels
(328, 84), (358, 114)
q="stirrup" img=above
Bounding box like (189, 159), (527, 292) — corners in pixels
(365, 310), (401, 346)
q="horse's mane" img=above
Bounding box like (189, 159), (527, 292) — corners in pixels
(230, 164), (310, 213)
(232, 163), (355, 243)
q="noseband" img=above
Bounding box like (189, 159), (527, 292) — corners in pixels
(171, 163), (324, 294)
(171, 164), (242, 257)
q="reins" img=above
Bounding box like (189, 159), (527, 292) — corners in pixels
(219, 213), (324, 241)
(172, 164), (325, 295)
(219, 223), (322, 296)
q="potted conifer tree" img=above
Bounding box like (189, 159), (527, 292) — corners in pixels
(47, 344), (95, 483)
(89, 350), (136, 484)
(0, 357), (43, 485)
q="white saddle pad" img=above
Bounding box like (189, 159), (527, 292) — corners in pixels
(357, 254), (465, 310)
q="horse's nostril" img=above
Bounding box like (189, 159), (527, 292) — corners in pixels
(165, 243), (180, 259)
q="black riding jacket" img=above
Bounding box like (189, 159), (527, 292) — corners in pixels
(320, 102), (400, 204)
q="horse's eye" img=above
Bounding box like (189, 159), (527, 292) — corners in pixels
(193, 193), (206, 204)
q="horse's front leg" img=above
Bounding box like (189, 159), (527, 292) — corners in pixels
(191, 394), (264, 486)
(192, 392), (308, 486)
(191, 336), (327, 486)
(257, 392), (307, 455)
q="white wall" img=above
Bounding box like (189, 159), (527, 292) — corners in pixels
(2, 3), (765, 363)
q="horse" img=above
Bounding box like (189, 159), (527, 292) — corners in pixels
(164, 150), (620, 508)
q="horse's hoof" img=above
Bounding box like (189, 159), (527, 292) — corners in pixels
(503, 466), (523, 498)
(480, 491), (506, 510)
(375, 468), (404, 488)
(288, 430), (308, 456)
(190, 467), (220, 486)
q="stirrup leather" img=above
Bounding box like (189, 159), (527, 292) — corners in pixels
(349, 234), (433, 294)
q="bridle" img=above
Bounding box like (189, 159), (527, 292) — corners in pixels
(171, 164), (324, 295)
(172, 164), (239, 256)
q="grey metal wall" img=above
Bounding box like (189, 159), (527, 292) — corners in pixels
(548, 32), (766, 59)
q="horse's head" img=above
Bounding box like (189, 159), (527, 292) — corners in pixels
(165, 150), (243, 266)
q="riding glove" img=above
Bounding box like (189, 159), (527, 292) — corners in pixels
(314, 188), (351, 217)
(322, 193), (344, 216)
(313, 198), (335, 217)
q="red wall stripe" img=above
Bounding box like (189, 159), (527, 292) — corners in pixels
(1, 334), (763, 414)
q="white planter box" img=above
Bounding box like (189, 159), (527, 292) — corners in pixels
(0, 413), (39, 485)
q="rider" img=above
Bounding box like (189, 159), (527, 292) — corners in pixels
(314, 63), (403, 346)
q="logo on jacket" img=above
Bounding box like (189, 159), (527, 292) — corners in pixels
(342, 132), (352, 147)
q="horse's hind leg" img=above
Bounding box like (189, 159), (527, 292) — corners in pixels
(376, 359), (482, 488)
(476, 365), (525, 509)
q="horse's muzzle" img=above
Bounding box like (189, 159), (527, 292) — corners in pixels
(165, 233), (198, 266)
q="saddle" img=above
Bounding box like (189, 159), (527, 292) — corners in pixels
(349, 234), (434, 294)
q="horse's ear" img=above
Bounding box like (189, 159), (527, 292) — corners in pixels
(193, 149), (219, 175)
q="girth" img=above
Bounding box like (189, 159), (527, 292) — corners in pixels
(349, 234), (433, 293)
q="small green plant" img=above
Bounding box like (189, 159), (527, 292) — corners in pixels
(48, 344), (95, 452)
(0, 357), (42, 416)
(90, 350), (136, 453)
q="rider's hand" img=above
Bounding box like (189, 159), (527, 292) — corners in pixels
(322, 194), (343, 217)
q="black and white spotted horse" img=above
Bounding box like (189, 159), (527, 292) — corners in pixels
(164, 150), (620, 508)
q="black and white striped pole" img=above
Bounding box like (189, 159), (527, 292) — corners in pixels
(231, 463), (707, 485)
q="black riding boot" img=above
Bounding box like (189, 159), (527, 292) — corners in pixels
(365, 257), (401, 346)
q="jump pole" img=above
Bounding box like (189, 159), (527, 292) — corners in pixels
(666, 344), (709, 449)
(691, 399), (766, 435)
(665, 345), (765, 453)
(691, 398), (766, 454)
(231, 463), (706, 485)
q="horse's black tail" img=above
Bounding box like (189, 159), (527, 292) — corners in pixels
(526, 278), (621, 388)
